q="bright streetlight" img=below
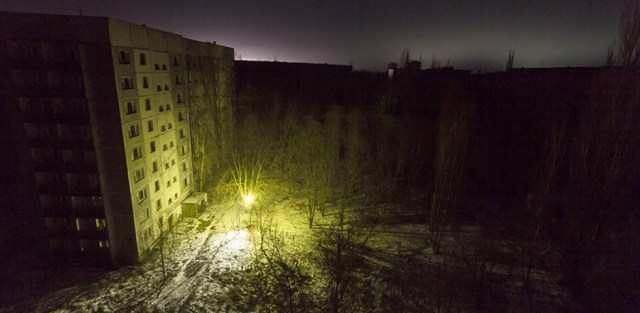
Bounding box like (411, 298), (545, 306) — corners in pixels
(243, 194), (255, 206)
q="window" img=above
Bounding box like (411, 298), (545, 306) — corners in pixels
(165, 163), (169, 170)
(122, 77), (134, 90)
(166, 104), (171, 111)
(177, 94), (183, 104)
(174, 193), (178, 199)
(163, 144), (168, 151)
(164, 84), (169, 91)
(182, 162), (188, 172)
(181, 145), (187, 155)
(150, 141), (156, 152)
(178, 111), (185, 121)
(155, 64), (160, 70)
(144, 208), (150, 220)
(126, 101), (137, 115)
(132, 147), (142, 160)
(68, 48), (77, 61)
(173, 176), (177, 183)
(152, 161), (158, 173)
(173, 56), (180, 66)
(168, 123), (173, 129)
(134, 168), (145, 182)
(155, 180), (160, 192)
(145, 99), (152, 111)
(141, 228), (150, 242)
(161, 125), (166, 132)
(162, 64), (167, 70)
(175, 75), (182, 85)
(139, 52), (147, 65)
(184, 177), (189, 186)
(118, 50), (130, 64)
(179, 129), (185, 138)
(156, 85), (162, 92)
(159, 106), (164, 112)
(99, 240), (109, 248)
(147, 120), (154, 132)
(79, 126), (92, 140)
(137, 189), (147, 203)
(171, 159), (176, 166)
(128, 125), (140, 138)
(142, 76), (149, 88)
(156, 199), (162, 210)
(166, 180), (171, 188)
(95, 218), (106, 230)
(169, 141), (174, 148)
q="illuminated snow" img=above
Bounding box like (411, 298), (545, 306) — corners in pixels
(210, 229), (252, 270)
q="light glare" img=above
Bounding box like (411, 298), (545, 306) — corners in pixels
(243, 194), (254, 206)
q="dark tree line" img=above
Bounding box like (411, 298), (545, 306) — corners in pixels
(199, 6), (640, 312)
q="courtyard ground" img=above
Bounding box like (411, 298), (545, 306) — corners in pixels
(1, 199), (572, 312)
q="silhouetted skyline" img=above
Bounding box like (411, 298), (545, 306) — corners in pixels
(0, 0), (633, 70)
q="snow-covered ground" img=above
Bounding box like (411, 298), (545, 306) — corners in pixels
(3, 205), (254, 313)
(2, 200), (572, 313)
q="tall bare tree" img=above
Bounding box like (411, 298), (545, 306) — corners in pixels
(285, 108), (342, 228)
(188, 57), (234, 192)
(562, 5), (640, 310)
(520, 118), (565, 293)
(429, 97), (474, 254)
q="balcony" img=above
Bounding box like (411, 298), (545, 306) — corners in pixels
(42, 205), (105, 219)
(63, 162), (98, 173)
(20, 112), (90, 124)
(33, 159), (65, 171)
(28, 138), (94, 149)
(38, 184), (101, 196)
(47, 228), (108, 240)
(76, 229), (109, 240)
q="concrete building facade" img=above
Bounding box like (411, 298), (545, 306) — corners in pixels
(0, 12), (234, 266)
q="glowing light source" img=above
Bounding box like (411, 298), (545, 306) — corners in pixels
(243, 194), (254, 206)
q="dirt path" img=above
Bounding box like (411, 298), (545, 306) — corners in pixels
(140, 204), (253, 312)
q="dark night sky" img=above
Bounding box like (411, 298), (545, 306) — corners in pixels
(0, 0), (634, 71)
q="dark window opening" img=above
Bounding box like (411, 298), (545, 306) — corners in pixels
(122, 77), (134, 90)
(126, 102), (137, 115)
(118, 51), (131, 64)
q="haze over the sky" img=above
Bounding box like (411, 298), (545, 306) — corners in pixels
(0, 0), (633, 71)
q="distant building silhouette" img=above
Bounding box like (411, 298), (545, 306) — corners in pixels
(0, 12), (234, 266)
(235, 60), (352, 111)
(383, 62), (616, 208)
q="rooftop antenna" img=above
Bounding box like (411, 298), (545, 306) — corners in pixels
(506, 49), (515, 70)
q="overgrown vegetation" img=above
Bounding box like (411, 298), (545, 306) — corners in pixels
(192, 7), (640, 312)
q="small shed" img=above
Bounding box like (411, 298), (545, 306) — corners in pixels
(182, 192), (208, 218)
